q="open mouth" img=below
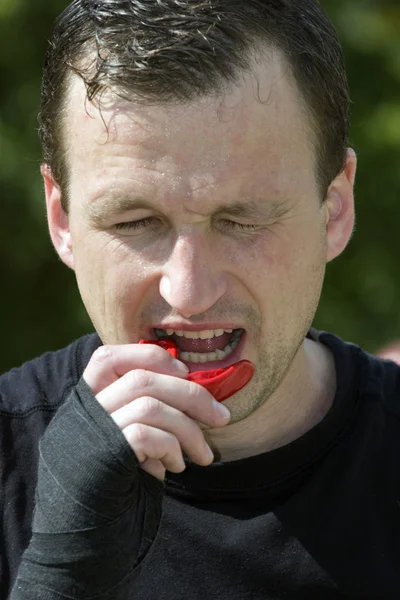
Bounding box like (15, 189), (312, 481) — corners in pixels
(154, 328), (245, 370)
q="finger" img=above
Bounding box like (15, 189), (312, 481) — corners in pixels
(139, 458), (166, 482)
(97, 368), (230, 429)
(83, 344), (189, 395)
(123, 423), (186, 474)
(111, 395), (214, 466)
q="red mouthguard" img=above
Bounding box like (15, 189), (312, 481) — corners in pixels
(139, 339), (254, 402)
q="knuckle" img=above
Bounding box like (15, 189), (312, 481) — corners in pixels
(137, 396), (162, 419)
(141, 344), (167, 362)
(126, 369), (152, 390)
(186, 379), (205, 402)
(128, 422), (150, 447)
(92, 345), (113, 364)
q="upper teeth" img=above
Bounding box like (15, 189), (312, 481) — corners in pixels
(163, 328), (232, 339)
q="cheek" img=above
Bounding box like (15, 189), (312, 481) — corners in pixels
(234, 234), (289, 284)
(277, 228), (327, 323)
(72, 232), (147, 304)
(243, 226), (326, 308)
(72, 234), (158, 342)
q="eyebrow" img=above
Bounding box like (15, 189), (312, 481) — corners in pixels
(87, 198), (154, 227)
(86, 195), (291, 227)
(214, 198), (291, 220)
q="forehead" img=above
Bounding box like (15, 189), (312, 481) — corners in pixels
(65, 53), (317, 207)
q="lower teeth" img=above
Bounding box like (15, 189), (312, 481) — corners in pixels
(179, 337), (241, 364)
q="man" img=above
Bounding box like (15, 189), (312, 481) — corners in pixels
(2, 0), (399, 598)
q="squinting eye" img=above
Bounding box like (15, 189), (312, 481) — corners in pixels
(115, 217), (160, 231)
(219, 220), (258, 231)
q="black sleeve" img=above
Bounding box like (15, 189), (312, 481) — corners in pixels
(9, 377), (164, 600)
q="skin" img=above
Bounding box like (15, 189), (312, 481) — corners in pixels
(44, 51), (356, 476)
(377, 343), (400, 365)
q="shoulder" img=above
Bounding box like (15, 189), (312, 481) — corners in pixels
(0, 333), (102, 416)
(310, 328), (400, 420)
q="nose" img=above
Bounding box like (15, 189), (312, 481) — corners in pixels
(159, 233), (227, 318)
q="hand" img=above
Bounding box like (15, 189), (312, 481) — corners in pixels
(83, 344), (231, 481)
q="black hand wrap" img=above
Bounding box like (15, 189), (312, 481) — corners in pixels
(10, 378), (164, 600)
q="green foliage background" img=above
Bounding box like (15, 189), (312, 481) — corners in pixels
(1, 0), (400, 373)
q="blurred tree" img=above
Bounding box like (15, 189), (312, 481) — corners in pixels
(0, 0), (94, 373)
(316, 0), (400, 351)
(0, 0), (400, 373)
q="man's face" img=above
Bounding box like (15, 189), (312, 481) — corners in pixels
(48, 55), (348, 423)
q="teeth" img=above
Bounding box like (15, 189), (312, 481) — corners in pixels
(179, 332), (243, 364)
(158, 328), (235, 340)
(199, 330), (217, 339)
(185, 331), (201, 339)
(181, 351), (218, 363)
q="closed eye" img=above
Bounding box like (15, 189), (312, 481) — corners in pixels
(114, 217), (160, 231)
(218, 219), (259, 232)
(114, 217), (260, 233)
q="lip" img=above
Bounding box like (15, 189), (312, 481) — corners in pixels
(180, 330), (247, 373)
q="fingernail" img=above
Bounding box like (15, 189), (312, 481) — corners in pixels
(213, 400), (231, 420)
(206, 445), (214, 461)
(173, 359), (189, 373)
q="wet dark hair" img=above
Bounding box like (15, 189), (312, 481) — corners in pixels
(39, 0), (350, 211)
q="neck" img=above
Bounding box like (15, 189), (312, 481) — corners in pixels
(206, 339), (337, 462)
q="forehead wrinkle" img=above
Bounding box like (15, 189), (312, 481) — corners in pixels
(216, 198), (292, 219)
(182, 197), (293, 220)
(68, 58), (317, 222)
(87, 188), (292, 228)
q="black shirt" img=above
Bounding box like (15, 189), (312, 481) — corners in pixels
(2, 330), (400, 599)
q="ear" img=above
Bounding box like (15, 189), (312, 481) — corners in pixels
(325, 148), (357, 263)
(42, 164), (75, 270)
